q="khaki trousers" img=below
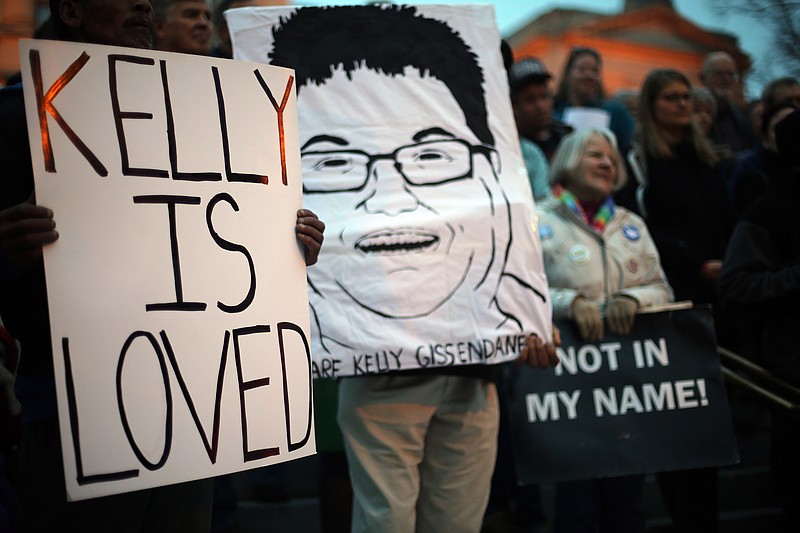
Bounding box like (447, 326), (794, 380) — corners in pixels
(337, 373), (499, 533)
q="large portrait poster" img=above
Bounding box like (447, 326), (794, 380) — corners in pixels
(508, 306), (740, 484)
(228, 4), (552, 379)
(19, 39), (315, 501)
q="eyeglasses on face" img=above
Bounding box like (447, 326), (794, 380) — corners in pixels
(708, 70), (739, 81)
(659, 92), (692, 104)
(301, 139), (495, 193)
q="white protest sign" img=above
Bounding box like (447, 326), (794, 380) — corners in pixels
(19, 39), (315, 501)
(228, 5), (552, 379)
(562, 106), (612, 130)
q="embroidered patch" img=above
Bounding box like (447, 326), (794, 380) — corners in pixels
(622, 224), (641, 241)
(568, 244), (591, 266)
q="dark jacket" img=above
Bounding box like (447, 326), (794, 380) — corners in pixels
(727, 144), (788, 221)
(710, 103), (756, 158)
(628, 141), (732, 306)
(0, 84), (54, 380)
(718, 172), (800, 384)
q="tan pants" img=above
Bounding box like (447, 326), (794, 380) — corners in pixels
(337, 373), (499, 533)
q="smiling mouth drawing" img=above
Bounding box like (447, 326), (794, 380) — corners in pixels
(355, 229), (440, 255)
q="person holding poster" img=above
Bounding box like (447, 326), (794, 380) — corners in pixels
(235, 5), (556, 532)
(537, 127), (673, 533)
(0, 0), (325, 530)
(0, 1), (215, 530)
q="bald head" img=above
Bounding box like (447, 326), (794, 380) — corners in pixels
(700, 51), (740, 105)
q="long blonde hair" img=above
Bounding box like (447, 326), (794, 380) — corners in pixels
(637, 69), (717, 165)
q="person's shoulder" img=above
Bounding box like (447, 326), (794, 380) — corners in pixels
(601, 98), (634, 125)
(535, 198), (564, 240)
(537, 196), (560, 215)
(0, 83), (24, 110)
(0, 82), (23, 95)
(520, 137), (547, 159)
(551, 121), (574, 136)
(610, 207), (659, 244)
(0, 83), (24, 104)
(209, 46), (230, 59)
(742, 177), (798, 225)
(601, 98), (627, 112)
(614, 205), (647, 227)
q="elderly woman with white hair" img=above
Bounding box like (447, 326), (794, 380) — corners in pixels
(536, 127), (673, 533)
(539, 127), (673, 341)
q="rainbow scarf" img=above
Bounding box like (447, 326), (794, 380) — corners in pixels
(553, 185), (615, 234)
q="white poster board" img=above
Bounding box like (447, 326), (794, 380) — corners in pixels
(562, 106), (612, 130)
(19, 39), (315, 501)
(228, 4), (552, 379)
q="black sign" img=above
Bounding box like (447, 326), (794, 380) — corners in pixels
(507, 306), (739, 484)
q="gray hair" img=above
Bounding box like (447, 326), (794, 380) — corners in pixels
(701, 51), (735, 76)
(151, 0), (211, 21)
(548, 127), (627, 191)
(692, 87), (717, 116)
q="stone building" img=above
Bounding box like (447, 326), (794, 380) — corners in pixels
(506, 0), (751, 98)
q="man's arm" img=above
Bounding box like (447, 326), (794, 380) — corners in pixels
(719, 221), (800, 310)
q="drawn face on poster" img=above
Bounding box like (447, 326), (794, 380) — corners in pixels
(297, 65), (506, 321)
(230, 5), (550, 371)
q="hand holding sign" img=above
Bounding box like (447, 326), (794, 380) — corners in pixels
(606, 295), (639, 336)
(572, 296), (603, 341)
(295, 209), (324, 267)
(700, 260), (723, 282)
(0, 193), (58, 268)
(517, 326), (561, 369)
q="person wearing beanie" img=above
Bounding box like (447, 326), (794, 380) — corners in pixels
(508, 56), (573, 163)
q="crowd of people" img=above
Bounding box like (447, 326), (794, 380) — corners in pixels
(506, 38), (799, 533)
(0, 1), (798, 532)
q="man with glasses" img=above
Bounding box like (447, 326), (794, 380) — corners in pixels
(267, 5), (555, 532)
(700, 51), (756, 162)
